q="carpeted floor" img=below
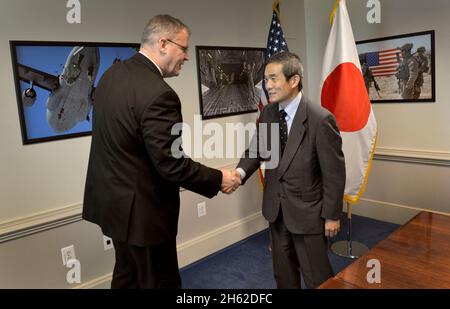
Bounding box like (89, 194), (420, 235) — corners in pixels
(180, 214), (399, 289)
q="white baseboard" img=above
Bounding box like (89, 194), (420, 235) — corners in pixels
(73, 273), (112, 289)
(177, 211), (268, 268)
(75, 211), (268, 289)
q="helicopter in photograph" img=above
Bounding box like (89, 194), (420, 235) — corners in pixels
(17, 46), (100, 133)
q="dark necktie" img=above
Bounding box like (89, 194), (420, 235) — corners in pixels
(279, 109), (288, 157)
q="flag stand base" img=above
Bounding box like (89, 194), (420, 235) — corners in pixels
(330, 201), (369, 259)
(331, 240), (368, 259)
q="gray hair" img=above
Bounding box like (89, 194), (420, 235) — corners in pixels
(266, 51), (304, 90)
(140, 14), (190, 47)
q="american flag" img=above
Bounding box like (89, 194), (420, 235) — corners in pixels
(365, 48), (401, 77)
(265, 1), (289, 59)
(256, 0), (289, 187)
(258, 0), (289, 112)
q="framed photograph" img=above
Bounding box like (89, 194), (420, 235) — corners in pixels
(196, 46), (265, 119)
(356, 30), (435, 103)
(10, 41), (139, 144)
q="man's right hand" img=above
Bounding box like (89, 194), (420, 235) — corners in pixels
(220, 169), (242, 194)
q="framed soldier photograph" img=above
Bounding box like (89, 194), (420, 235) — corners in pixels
(10, 41), (139, 144)
(195, 46), (265, 119)
(356, 30), (435, 103)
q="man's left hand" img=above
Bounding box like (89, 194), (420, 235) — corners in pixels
(324, 219), (340, 238)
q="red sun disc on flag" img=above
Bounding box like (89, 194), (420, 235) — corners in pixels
(321, 62), (371, 132)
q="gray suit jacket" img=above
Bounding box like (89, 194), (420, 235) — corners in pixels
(238, 96), (345, 234)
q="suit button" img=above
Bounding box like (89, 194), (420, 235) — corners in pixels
(277, 193), (281, 198)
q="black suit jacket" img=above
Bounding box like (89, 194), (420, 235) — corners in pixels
(83, 53), (222, 246)
(238, 97), (345, 234)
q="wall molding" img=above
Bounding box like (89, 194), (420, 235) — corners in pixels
(374, 147), (450, 166)
(359, 197), (450, 217)
(0, 203), (82, 243)
(2, 152), (448, 243)
(0, 162), (241, 243)
(73, 211), (268, 289)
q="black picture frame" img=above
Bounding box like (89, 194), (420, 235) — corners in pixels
(356, 30), (435, 103)
(10, 40), (139, 145)
(195, 46), (265, 119)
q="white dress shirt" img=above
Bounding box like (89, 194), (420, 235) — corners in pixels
(139, 51), (163, 76)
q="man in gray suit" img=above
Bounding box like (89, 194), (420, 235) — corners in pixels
(236, 52), (345, 288)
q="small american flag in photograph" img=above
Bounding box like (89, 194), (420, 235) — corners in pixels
(365, 48), (401, 77)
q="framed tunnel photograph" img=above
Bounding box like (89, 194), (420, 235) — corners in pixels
(196, 46), (265, 119)
(356, 30), (435, 103)
(10, 41), (139, 145)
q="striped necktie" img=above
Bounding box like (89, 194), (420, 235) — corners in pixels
(279, 109), (288, 157)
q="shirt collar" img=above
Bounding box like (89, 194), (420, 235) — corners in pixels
(139, 51), (163, 76)
(279, 91), (302, 120)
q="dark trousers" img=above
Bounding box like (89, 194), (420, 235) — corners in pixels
(111, 238), (181, 289)
(270, 209), (333, 289)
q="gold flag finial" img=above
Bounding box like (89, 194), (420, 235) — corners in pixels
(273, 0), (281, 20)
(329, 0), (341, 26)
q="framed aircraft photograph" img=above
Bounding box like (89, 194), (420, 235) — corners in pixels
(356, 30), (435, 103)
(196, 46), (265, 119)
(10, 41), (139, 144)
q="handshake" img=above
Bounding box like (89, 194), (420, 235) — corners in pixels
(220, 169), (242, 194)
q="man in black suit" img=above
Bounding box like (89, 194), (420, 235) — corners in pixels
(83, 15), (240, 289)
(236, 52), (345, 288)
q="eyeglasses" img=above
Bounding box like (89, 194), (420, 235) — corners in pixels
(166, 39), (189, 53)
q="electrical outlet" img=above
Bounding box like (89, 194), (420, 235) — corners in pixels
(103, 235), (114, 251)
(197, 202), (206, 217)
(61, 245), (76, 265)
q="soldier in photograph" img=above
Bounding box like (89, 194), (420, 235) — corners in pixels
(359, 54), (380, 96)
(411, 46), (429, 99)
(396, 43), (420, 99)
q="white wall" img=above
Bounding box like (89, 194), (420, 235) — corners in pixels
(0, 0), (305, 288)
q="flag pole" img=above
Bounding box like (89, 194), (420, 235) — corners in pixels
(331, 201), (369, 259)
(346, 201), (352, 255)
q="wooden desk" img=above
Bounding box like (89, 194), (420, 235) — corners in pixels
(319, 211), (450, 288)
(318, 277), (361, 289)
